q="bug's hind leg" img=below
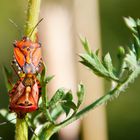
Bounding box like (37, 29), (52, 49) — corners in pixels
(11, 59), (20, 78)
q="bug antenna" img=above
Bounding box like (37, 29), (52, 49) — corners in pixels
(8, 18), (22, 37)
(29, 18), (44, 38)
(0, 117), (16, 126)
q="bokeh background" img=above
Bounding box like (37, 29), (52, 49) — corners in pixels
(0, 0), (140, 140)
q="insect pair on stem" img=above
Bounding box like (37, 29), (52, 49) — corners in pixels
(9, 19), (44, 118)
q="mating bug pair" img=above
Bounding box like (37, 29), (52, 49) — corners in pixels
(9, 36), (43, 118)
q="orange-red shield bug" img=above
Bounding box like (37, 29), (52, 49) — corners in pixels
(9, 74), (41, 118)
(12, 18), (44, 74)
(13, 37), (42, 74)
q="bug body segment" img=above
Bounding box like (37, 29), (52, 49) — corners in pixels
(13, 37), (42, 74)
(9, 74), (41, 118)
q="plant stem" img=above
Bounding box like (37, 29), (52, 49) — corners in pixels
(42, 84), (54, 122)
(15, 0), (41, 140)
(25, 0), (41, 41)
(15, 118), (28, 140)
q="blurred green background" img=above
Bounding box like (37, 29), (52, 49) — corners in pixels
(0, 0), (140, 139)
(100, 0), (140, 140)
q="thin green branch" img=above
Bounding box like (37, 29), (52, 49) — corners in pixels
(40, 64), (54, 123)
(42, 84), (54, 123)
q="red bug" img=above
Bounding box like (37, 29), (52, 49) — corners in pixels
(13, 36), (42, 74)
(9, 74), (41, 118)
(13, 18), (44, 74)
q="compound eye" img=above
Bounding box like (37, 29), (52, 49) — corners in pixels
(27, 48), (30, 51)
(39, 43), (41, 47)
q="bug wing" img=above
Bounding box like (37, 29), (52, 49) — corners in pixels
(10, 81), (25, 104)
(32, 48), (42, 67)
(31, 81), (40, 105)
(14, 47), (25, 68)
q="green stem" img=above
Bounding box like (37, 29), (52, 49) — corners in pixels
(15, 0), (41, 140)
(42, 84), (54, 122)
(40, 65), (54, 122)
(15, 118), (28, 140)
(25, 0), (41, 41)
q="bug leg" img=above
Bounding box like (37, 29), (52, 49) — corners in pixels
(37, 60), (44, 73)
(8, 79), (14, 88)
(11, 61), (20, 78)
(24, 118), (38, 138)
